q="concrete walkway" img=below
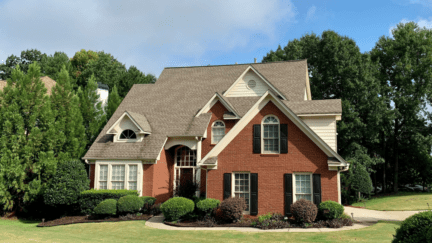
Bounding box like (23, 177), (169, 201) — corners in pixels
(343, 206), (425, 223)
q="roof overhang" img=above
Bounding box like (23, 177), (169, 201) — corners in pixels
(107, 111), (151, 135)
(195, 92), (241, 119)
(298, 113), (342, 121)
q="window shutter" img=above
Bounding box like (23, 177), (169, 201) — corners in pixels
(284, 174), (293, 216)
(313, 174), (321, 206)
(280, 124), (288, 154)
(250, 173), (258, 215)
(253, 125), (261, 153)
(223, 173), (232, 199)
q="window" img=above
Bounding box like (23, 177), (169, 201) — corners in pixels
(174, 146), (197, 192)
(212, 120), (225, 144)
(294, 174), (313, 202)
(99, 165), (108, 189)
(111, 165), (125, 189)
(96, 162), (142, 195)
(233, 173), (250, 212)
(262, 115), (279, 153)
(119, 129), (137, 139)
(128, 165), (138, 190)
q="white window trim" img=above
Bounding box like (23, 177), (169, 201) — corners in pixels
(211, 120), (225, 145)
(173, 146), (199, 195)
(292, 172), (313, 203)
(114, 129), (142, 143)
(261, 114), (280, 154)
(231, 172), (251, 214)
(95, 160), (143, 196)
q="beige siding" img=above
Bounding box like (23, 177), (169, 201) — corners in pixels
(225, 70), (271, 97)
(301, 116), (337, 151)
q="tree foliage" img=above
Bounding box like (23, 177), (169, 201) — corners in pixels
(0, 49), (47, 79)
(105, 84), (122, 121)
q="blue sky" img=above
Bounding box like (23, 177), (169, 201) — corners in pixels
(0, 0), (430, 77)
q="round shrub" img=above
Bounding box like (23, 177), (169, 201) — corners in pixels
(291, 198), (318, 223)
(196, 198), (220, 215)
(94, 199), (117, 216)
(392, 211), (432, 243)
(318, 200), (344, 220)
(117, 195), (143, 214)
(160, 197), (194, 221)
(140, 196), (157, 206)
(219, 197), (247, 222)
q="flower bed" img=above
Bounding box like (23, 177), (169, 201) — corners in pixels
(37, 214), (153, 227)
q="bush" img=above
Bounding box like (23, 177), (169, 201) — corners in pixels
(93, 199), (117, 216)
(219, 197), (247, 223)
(318, 200), (344, 220)
(392, 211), (432, 243)
(174, 180), (199, 200)
(44, 160), (90, 213)
(117, 195), (143, 214)
(196, 198), (220, 216)
(79, 189), (138, 215)
(255, 212), (289, 229)
(140, 196), (157, 206)
(291, 198), (318, 223)
(160, 197), (194, 221)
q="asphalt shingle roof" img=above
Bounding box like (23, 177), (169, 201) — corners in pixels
(0, 76), (56, 95)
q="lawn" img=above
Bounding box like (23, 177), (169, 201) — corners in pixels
(0, 219), (401, 243)
(351, 192), (432, 211)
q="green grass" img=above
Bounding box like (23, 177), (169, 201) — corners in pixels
(352, 192), (432, 211)
(0, 219), (402, 243)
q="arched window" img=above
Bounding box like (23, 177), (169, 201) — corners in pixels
(119, 129), (137, 139)
(212, 120), (225, 144)
(262, 115), (279, 153)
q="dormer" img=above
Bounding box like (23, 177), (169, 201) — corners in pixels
(106, 111), (151, 142)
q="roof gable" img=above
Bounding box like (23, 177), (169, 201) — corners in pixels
(107, 110), (151, 135)
(196, 93), (241, 119)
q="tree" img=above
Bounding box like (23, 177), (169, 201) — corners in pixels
(0, 49), (47, 80)
(78, 74), (106, 151)
(371, 22), (432, 192)
(70, 49), (99, 86)
(118, 66), (156, 97)
(105, 84), (122, 121)
(0, 63), (57, 211)
(40, 52), (75, 86)
(50, 65), (86, 161)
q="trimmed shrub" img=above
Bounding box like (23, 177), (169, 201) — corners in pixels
(160, 197), (194, 221)
(117, 195), (143, 214)
(94, 199), (117, 216)
(196, 198), (220, 216)
(291, 198), (318, 223)
(140, 196), (157, 207)
(219, 197), (247, 222)
(79, 189), (138, 215)
(255, 213), (289, 230)
(392, 211), (432, 243)
(44, 160), (90, 212)
(318, 200), (344, 220)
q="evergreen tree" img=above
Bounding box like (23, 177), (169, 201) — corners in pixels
(118, 66), (156, 97)
(105, 84), (122, 121)
(0, 49), (47, 79)
(0, 63), (57, 211)
(78, 74), (106, 150)
(40, 52), (76, 86)
(50, 66), (86, 161)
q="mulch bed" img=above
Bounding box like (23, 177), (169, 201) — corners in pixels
(37, 214), (153, 227)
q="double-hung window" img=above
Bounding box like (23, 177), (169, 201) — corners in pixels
(233, 173), (250, 213)
(262, 115), (279, 153)
(96, 162), (142, 195)
(294, 173), (313, 202)
(212, 120), (225, 144)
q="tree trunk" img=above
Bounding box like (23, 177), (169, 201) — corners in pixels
(394, 119), (399, 193)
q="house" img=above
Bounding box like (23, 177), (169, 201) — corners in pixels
(83, 59), (349, 216)
(0, 76), (57, 94)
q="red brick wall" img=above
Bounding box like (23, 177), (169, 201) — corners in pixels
(90, 164), (95, 189)
(206, 101), (338, 215)
(152, 149), (174, 203)
(143, 164), (154, 197)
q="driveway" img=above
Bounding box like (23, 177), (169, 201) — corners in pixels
(343, 206), (426, 222)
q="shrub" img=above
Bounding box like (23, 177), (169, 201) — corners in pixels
(255, 212), (289, 229)
(44, 160), (90, 213)
(93, 199), (117, 216)
(140, 196), (156, 206)
(160, 197), (194, 221)
(174, 180), (199, 200)
(318, 200), (344, 220)
(291, 198), (318, 223)
(79, 189), (138, 215)
(392, 211), (432, 243)
(117, 195), (143, 214)
(339, 213), (352, 220)
(196, 198), (220, 216)
(219, 197), (247, 223)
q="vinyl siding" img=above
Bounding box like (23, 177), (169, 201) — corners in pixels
(301, 116), (337, 151)
(225, 70), (271, 97)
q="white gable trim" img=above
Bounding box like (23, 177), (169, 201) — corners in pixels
(195, 93), (241, 118)
(199, 91), (347, 167)
(107, 111), (151, 135)
(305, 68), (312, 100)
(223, 66), (287, 100)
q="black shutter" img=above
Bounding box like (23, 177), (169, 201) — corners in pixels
(313, 174), (321, 206)
(284, 174), (293, 216)
(250, 173), (258, 215)
(280, 124), (288, 154)
(223, 173), (231, 199)
(253, 125), (261, 153)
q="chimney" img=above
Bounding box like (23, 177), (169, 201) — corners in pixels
(254, 58), (257, 63)
(235, 62), (238, 64)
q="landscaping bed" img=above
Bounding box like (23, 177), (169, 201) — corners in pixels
(37, 213), (153, 227)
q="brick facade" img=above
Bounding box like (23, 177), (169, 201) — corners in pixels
(89, 164), (95, 189)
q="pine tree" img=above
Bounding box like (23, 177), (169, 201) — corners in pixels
(0, 63), (57, 211)
(50, 65), (86, 161)
(105, 84), (122, 121)
(78, 74), (106, 150)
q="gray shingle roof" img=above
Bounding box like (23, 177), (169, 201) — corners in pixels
(127, 111), (152, 133)
(83, 60), (340, 160)
(283, 99), (342, 115)
(0, 76), (56, 95)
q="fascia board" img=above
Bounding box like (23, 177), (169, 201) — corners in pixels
(106, 111), (147, 134)
(249, 65), (288, 100)
(195, 93), (240, 118)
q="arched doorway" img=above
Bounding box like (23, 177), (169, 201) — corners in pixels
(173, 145), (199, 195)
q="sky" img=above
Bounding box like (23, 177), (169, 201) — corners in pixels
(0, 0), (431, 78)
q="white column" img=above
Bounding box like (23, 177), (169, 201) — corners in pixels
(337, 171), (341, 204)
(196, 138), (202, 197)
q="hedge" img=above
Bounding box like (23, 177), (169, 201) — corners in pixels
(79, 189), (138, 215)
(117, 195), (143, 214)
(94, 199), (117, 216)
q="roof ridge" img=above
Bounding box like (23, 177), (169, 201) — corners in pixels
(164, 59), (307, 70)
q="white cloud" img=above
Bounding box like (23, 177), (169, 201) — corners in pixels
(408, 0), (432, 8)
(305, 5), (316, 22)
(0, 0), (296, 76)
(389, 17), (432, 38)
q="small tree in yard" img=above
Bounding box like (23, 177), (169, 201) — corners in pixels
(342, 161), (374, 204)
